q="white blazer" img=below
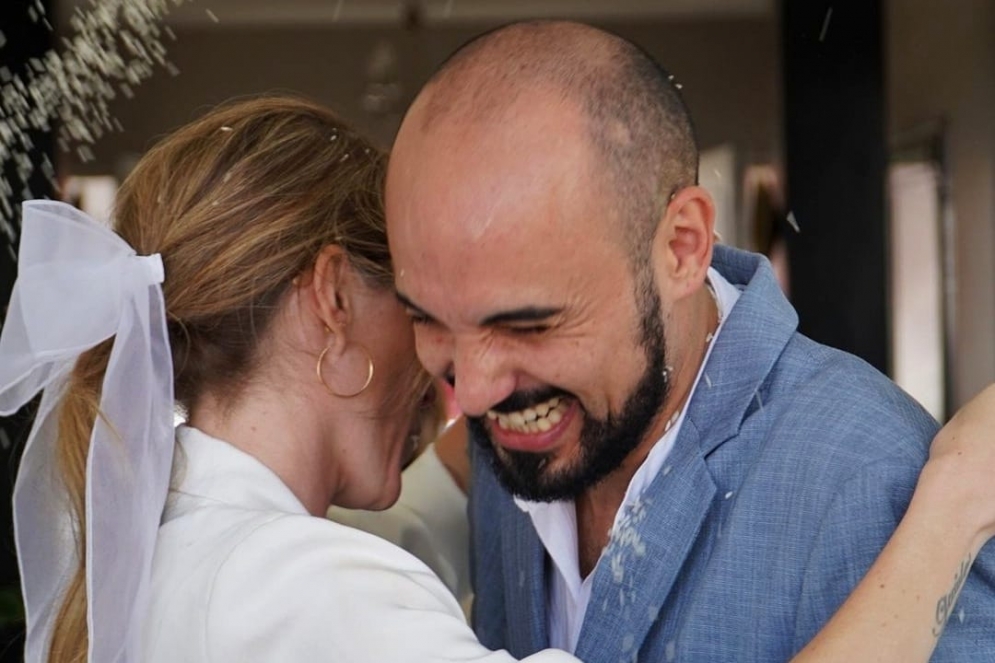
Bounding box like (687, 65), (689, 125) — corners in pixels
(327, 442), (471, 606)
(142, 426), (574, 663)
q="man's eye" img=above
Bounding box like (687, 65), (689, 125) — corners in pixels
(406, 311), (432, 325)
(507, 324), (551, 336)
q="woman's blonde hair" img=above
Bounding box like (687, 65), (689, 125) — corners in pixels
(47, 96), (392, 663)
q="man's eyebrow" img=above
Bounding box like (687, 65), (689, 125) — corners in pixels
(395, 293), (561, 328)
(395, 291), (434, 320)
(481, 307), (563, 326)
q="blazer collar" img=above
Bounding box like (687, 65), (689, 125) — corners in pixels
(687, 245), (798, 455)
(574, 246), (796, 659)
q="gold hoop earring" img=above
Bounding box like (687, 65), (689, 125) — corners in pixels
(316, 342), (375, 398)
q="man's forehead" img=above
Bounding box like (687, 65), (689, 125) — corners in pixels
(392, 84), (588, 171)
(388, 106), (596, 237)
(395, 240), (552, 324)
(392, 208), (534, 295)
(385, 85), (617, 313)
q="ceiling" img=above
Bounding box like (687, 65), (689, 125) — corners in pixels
(59, 0), (774, 28)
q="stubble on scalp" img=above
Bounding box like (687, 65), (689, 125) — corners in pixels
(412, 20), (700, 265)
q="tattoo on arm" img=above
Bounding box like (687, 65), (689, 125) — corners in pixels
(932, 554), (973, 638)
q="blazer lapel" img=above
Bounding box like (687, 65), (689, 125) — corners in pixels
(573, 248), (794, 660)
(695, 246), (799, 454)
(492, 248), (795, 660)
(501, 504), (550, 655)
(574, 425), (717, 662)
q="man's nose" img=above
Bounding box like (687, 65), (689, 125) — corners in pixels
(450, 338), (516, 417)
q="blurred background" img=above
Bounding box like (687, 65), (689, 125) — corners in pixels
(1, 0), (994, 656)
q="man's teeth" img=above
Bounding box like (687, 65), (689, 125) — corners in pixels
(487, 397), (566, 433)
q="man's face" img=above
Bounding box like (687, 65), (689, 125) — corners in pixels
(386, 96), (671, 500)
(465, 278), (670, 501)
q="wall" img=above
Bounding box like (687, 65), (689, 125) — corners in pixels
(68, 17), (781, 180)
(887, 0), (995, 407)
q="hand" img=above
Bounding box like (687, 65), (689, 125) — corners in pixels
(922, 384), (995, 547)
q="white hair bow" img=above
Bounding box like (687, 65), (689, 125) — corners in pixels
(0, 201), (174, 662)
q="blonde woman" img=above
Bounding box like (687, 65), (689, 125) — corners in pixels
(0, 95), (992, 663)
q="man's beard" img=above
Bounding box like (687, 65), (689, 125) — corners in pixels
(469, 282), (670, 502)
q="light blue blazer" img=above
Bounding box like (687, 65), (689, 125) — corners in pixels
(469, 245), (995, 662)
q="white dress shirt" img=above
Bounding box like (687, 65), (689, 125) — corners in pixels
(515, 268), (741, 653)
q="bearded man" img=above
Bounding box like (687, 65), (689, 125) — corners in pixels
(385, 20), (995, 662)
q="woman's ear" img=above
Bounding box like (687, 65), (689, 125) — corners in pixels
(307, 244), (353, 340)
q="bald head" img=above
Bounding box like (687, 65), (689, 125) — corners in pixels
(405, 21), (699, 258)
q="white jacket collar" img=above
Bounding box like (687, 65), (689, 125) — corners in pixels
(165, 425), (308, 523)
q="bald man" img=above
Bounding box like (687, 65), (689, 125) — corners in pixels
(385, 21), (995, 662)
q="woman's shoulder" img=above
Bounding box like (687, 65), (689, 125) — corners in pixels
(149, 501), (578, 663)
(221, 510), (448, 579)
(202, 513), (470, 661)
(157, 503), (446, 593)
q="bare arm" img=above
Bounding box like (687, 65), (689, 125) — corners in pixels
(792, 384), (995, 663)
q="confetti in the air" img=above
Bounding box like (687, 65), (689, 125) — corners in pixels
(204, 8), (219, 23)
(786, 210), (801, 233)
(819, 7), (833, 42)
(0, 0), (194, 244)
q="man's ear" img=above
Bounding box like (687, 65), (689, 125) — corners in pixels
(652, 185), (715, 300)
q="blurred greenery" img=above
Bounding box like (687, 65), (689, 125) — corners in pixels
(0, 588), (23, 628)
